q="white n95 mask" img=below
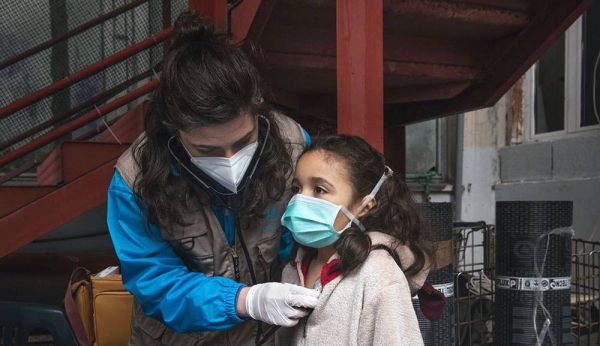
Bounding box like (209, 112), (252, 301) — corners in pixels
(187, 141), (258, 193)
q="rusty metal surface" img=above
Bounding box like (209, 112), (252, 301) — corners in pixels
(255, 0), (590, 127)
(336, 0), (384, 151)
(36, 142), (129, 186)
(0, 0), (592, 258)
(0, 158), (116, 258)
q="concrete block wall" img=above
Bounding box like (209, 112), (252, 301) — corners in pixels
(497, 134), (600, 241)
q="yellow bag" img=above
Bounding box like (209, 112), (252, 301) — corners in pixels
(65, 267), (134, 346)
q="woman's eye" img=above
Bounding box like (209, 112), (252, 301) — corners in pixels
(199, 149), (218, 156)
(291, 186), (300, 194)
(233, 140), (250, 151)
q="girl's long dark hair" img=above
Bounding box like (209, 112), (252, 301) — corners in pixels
(299, 135), (434, 279)
(133, 10), (292, 230)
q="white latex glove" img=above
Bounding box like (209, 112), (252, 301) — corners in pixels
(245, 282), (320, 327)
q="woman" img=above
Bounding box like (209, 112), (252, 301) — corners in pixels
(107, 10), (318, 345)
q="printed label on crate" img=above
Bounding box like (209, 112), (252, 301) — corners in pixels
(433, 282), (454, 297)
(495, 275), (571, 291)
(412, 282), (454, 300)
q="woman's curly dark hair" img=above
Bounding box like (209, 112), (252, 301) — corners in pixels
(132, 10), (292, 230)
(297, 134), (434, 280)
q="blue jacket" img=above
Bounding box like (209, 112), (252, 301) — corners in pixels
(106, 129), (309, 333)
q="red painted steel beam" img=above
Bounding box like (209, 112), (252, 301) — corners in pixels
(261, 26), (489, 67)
(230, 0), (278, 45)
(0, 111), (123, 186)
(297, 81), (471, 115)
(188, 0), (228, 33)
(384, 61), (480, 81)
(0, 0), (149, 71)
(384, 0), (530, 27)
(384, 82), (471, 104)
(267, 52), (480, 81)
(0, 80), (158, 170)
(36, 142), (129, 186)
(268, 52), (336, 69)
(0, 186), (56, 219)
(337, 0), (384, 151)
(385, 0), (591, 126)
(0, 158), (116, 259)
(284, 0), (529, 26)
(0, 28), (171, 121)
(442, 0), (530, 11)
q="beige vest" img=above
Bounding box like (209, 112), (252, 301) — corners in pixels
(114, 112), (306, 346)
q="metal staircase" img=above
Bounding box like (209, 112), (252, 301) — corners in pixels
(0, 0), (592, 264)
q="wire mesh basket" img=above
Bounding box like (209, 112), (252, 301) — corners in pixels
(453, 221), (495, 346)
(571, 239), (600, 345)
(452, 224), (599, 346)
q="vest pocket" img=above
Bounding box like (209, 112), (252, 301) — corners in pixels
(164, 219), (216, 275)
(172, 236), (215, 275)
(256, 232), (281, 282)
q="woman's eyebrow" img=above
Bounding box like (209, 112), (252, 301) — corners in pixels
(191, 122), (256, 150)
(232, 128), (254, 147)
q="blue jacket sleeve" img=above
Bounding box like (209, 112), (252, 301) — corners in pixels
(278, 228), (294, 264)
(107, 171), (246, 333)
(302, 128), (312, 146)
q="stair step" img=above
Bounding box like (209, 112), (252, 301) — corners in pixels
(0, 186), (57, 218)
(37, 141), (129, 186)
(0, 158), (117, 258)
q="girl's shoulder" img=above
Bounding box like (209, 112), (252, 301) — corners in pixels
(358, 244), (408, 287)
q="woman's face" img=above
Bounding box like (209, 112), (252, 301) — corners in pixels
(291, 150), (359, 231)
(178, 111), (258, 158)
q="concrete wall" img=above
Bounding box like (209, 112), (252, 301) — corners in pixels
(457, 81), (600, 243)
(459, 95), (507, 224)
(497, 134), (600, 241)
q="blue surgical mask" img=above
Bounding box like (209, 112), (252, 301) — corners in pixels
(281, 166), (393, 248)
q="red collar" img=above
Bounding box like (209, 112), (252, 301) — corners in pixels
(298, 253), (342, 288)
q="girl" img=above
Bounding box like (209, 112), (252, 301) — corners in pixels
(281, 134), (434, 345)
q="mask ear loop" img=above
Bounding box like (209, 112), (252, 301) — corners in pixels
(340, 165), (394, 233)
(355, 165), (393, 212)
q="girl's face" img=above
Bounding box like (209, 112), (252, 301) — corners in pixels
(291, 150), (359, 231)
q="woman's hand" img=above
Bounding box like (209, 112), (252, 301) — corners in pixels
(237, 283), (320, 326)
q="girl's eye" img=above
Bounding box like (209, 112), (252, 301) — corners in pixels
(314, 186), (327, 194)
(291, 186), (300, 194)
